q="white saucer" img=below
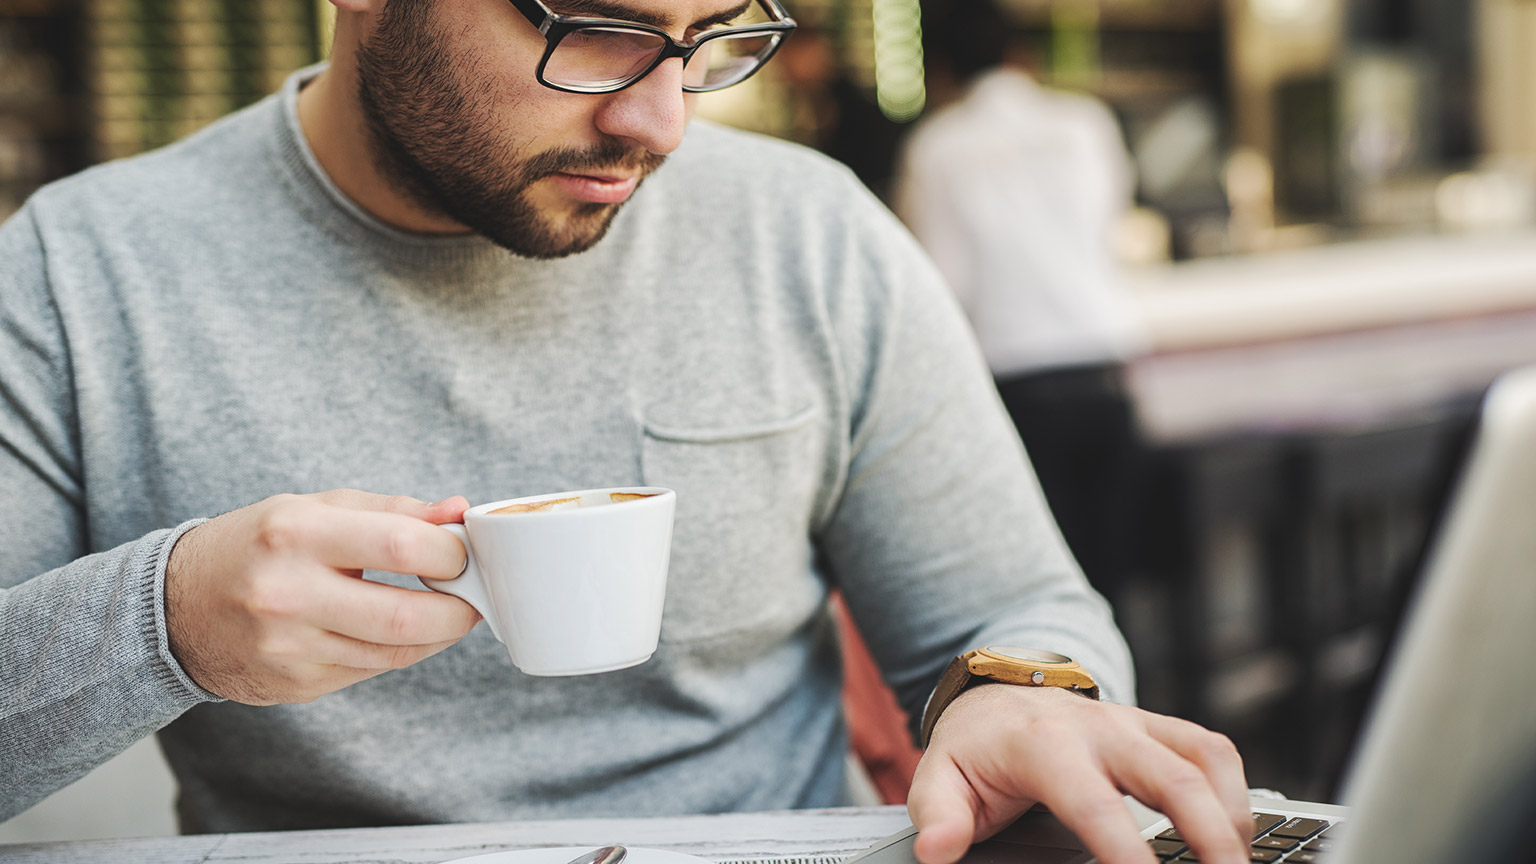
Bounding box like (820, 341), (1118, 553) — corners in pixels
(439, 847), (714, 864)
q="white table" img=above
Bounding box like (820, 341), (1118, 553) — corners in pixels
(0, 806), (914, 864)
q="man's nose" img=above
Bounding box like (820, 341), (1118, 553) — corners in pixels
(593, 57), (692, 156)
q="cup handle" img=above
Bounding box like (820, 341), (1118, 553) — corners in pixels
(421, 523), (504, 644)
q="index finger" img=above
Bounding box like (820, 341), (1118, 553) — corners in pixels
(1141, 713), (1251, 838)
(313, 489), (470, 524)
(261, 499), (469, 579)
(1023, 742), (1157, 864)
(1103, 738), (1248, 864)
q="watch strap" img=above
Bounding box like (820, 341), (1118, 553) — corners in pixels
(920, 653), (974, 748)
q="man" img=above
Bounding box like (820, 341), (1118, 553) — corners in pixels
(0, 3), (1249, 864)
(892, 0), (1147, 603)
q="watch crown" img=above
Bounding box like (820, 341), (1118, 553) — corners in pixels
(1031, 670), (1044, 684)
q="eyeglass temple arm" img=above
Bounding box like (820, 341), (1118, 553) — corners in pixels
(508, 0), (553, 30)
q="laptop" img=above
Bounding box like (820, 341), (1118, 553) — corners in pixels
(843, 365), (1536, 864)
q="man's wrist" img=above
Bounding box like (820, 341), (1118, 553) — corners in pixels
(154, 517), (222, 703)
(920, 647), (1099, 747)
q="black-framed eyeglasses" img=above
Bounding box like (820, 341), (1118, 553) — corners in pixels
(508, 0), (797, 94)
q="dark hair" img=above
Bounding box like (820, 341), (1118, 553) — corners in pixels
(921, 0), (1010, 83)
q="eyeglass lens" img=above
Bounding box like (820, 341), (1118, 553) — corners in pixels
(543, 29), (781, 92)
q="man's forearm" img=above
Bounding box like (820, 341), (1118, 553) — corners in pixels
(0, 522), (211, 820)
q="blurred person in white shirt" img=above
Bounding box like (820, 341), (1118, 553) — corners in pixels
(892, 0), (1147, 603)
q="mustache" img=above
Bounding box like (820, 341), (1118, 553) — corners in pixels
(522, 138), (668, 181)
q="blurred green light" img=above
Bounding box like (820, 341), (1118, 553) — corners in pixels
(871, 0), (925, 122)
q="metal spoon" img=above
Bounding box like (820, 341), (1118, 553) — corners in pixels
(565, 846), (628, 864)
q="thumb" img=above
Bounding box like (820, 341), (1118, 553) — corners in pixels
(907, 756), (981, 864)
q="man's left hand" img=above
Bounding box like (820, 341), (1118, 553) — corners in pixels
(907, 684), (1252, 864)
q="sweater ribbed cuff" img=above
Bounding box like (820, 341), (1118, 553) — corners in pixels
(146, 517), (224, 705)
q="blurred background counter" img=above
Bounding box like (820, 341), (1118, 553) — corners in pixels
(1126, 228), (1536, 442)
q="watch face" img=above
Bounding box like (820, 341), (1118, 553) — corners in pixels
(989, 646), (1073, 664)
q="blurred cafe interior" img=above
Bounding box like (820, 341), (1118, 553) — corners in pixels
(3, 0), (1536, 844)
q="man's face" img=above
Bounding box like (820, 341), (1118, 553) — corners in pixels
(354, 0), (709, 258)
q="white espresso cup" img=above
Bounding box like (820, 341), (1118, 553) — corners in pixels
(426, 487), (676, 676)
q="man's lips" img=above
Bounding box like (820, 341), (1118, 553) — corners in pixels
(548, 171), (641, 205)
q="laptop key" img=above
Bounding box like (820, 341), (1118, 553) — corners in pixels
(1252, 836), (1298, 851)
(1268, 818), (1329, 840)
(1247, 848), (1283, 862)
(1251, 813), (1287, 839)
(1156, 827), (1185, 843)
(1288, 852), (1323, 863)
(1149, 839), (1188, 859)
(1305, 837), (1339, 852)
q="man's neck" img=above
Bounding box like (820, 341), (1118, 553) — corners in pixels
(295, 56), (469, 236)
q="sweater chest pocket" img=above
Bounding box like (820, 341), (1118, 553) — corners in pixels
(640, 404), (826, 644)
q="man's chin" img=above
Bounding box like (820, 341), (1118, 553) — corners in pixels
(481, 203), (622, 259)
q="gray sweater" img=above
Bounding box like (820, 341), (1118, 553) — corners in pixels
(0, 67), (1132, 831)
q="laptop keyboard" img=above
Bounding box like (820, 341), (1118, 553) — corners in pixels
(1148, 811), (1341, 862)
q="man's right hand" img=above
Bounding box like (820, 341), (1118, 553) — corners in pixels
(165, 490), (481, 705)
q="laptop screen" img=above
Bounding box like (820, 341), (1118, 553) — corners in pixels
(1334, 365), (1536, 863)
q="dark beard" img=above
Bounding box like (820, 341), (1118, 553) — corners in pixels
(353, 2), (666, 258)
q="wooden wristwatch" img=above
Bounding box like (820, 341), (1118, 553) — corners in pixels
(920, 647), (1100, 747)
